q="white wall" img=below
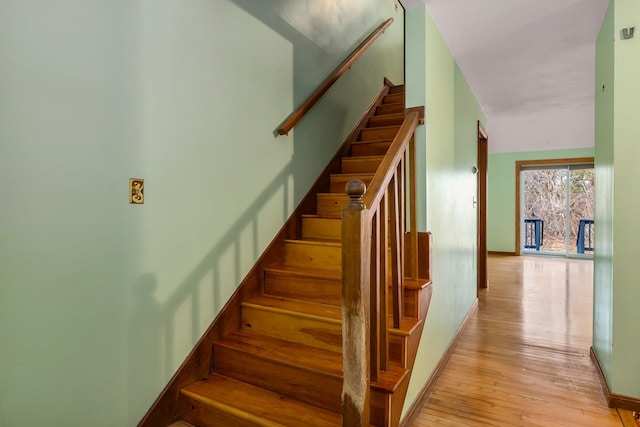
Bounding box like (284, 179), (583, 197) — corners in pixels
(489, 106), (595, 153)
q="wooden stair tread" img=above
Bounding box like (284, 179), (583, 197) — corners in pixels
(292, 237), (340, 243)
(300, 214), (343, 221)
(371, 111), (404, 119)
(377, 101), (403, 108)
(215, 330), (343, 377)
(351, 138), (393, 145)
(316, 192), (351, 197)
(242, 295), (342, 323)
(388, 316), (422, 337)
(284, 238), (341, 248)
(181, 374), (341, 427)
(374, 362), (410, 393)
(343, 155), (385, 161)
(382, 93), (404, 104)
(330, 172), (375, 179)
(168, 422), (194, 427)
(361, 124), (401, 131)
(403, 278), (433, 290)
(265, 264), (341, 280)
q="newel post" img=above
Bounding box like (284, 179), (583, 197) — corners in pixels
(341, 180), (371, 427)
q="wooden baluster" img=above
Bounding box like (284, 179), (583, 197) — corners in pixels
(408, 135), (419, 280)
(389, 172), (402, 329)
(398, 156), (406, 288)
(379, 194), (389, 372)
(370, 210), (381, 382)
(342, 180), (371, 427)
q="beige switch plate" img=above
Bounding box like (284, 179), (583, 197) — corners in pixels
(130, 178), (144, 204)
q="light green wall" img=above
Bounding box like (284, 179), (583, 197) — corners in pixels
(594, 0), (615, 385)
(405, 8), (427, 232)
(403, 6), (487, 420)
(487, 148), (595, 253)
(0, 1), (403, 425)
(610, 0), (640, 398)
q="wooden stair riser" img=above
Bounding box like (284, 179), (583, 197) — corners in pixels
(382, 93), (404, 105)
(369, 371), (410, 427)
(370, 390), (391, 427)
(316, 193), (350, 218)
(212, 345), (342, 412)
(368, 113), (405, 127)
(359, 125), (401, 141)
(389, 335), (408, 368)
(240, 305), (342, 352)
(329, 174), (373, 193)
(179, 394), (257, 427)
(375, 103), (404, 115)
(386, 286), (420, 319)
(283, 240), (341, 270)
(264, 269), (341, 306)
(341, 156), (384, 174)
(388, 84), (404, 94)
(301, 216), (341, 240)
(351, 140), (393, 157)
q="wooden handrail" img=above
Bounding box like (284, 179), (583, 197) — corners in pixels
(277, 18), (394, 136)
(363, 111), (419, 210)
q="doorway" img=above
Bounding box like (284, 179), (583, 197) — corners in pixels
(477, 121), (488, 291)
(515, 158), (595, 257)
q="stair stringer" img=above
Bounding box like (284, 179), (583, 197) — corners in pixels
(389, 275), (433, 426)
(137, 81), (393, 427)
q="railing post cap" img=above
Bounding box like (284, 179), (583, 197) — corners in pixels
(345, 179), (366, 209)
(346, 179), (366, 197)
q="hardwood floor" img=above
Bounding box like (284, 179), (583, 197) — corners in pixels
(412, 254), (629, 426)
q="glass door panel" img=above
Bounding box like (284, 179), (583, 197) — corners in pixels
(522, 168), (567, 254)
(521, 163), (594, 257)
(568, 166), (595, 255)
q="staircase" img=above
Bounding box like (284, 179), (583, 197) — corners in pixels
(141, 82), (432, 427)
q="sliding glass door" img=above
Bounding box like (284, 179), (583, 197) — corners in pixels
(521, 163), (594, 257)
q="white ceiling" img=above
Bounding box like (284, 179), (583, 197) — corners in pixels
(400, 0), (610, 119)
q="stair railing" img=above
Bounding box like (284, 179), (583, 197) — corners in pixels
(277, 18), (394, 136)
(341, 110), (422, 427)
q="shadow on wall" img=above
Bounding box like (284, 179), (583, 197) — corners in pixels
(230, 0), (386, 105)
(128, 273), (162, 423)
(127, 158), (297, 425)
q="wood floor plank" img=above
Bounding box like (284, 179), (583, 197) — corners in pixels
(411, 255), (623, 426)
(619, 409), (640, 427)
